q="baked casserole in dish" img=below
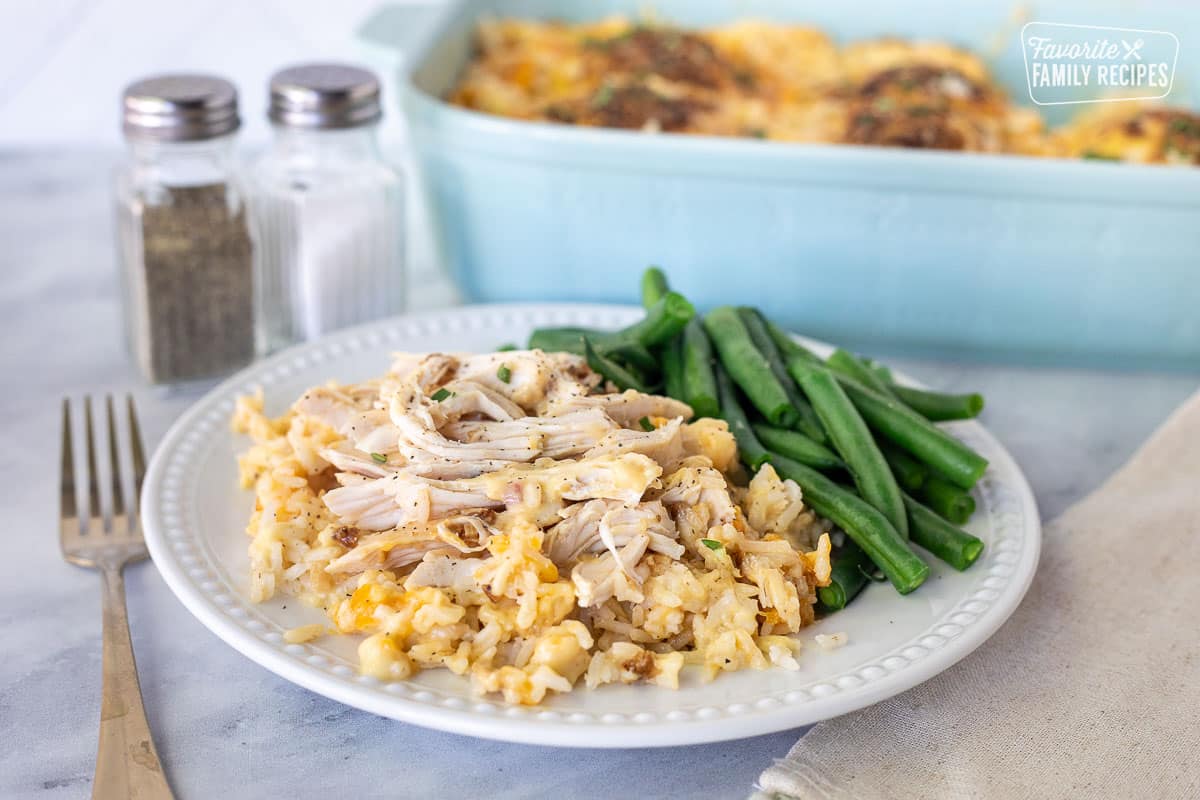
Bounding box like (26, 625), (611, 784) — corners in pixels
(449, 16), (1198, 163)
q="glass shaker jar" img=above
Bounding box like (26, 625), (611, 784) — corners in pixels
(249, 63), (405, 353)
(116, 74), (256, 383)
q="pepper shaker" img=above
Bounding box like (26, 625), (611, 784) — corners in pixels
(249, 63), (406, 353)
(115, 74), (256, 384)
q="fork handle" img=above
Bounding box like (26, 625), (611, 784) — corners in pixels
(93, 565), (176, 800)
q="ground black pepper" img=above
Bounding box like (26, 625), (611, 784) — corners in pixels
(124, 183), (254, 382)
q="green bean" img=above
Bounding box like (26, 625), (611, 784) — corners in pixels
(602, 341), (660, 374)
(752, 424), (844, 472)
(662, 336), (685, 402)
(818, 539), (873, 611)
(837, 376), (989, 490)
(704, 307), (798, 429)
(641, 266), (669, 309)
(527, 329), (658, 373)
(826, 348), (896, 399)
(529, 290), (691, 357)
(830, 350), (984, 422)
(903, 493), (984, 571)
(788, 359), (908, 539)
(890, 384), (985, 421)
(768, 454), (929, 594)
(715, 364), (772, 470)
(916, 476), (976, 525)
(879, 441), (929, 493)
(764, 318), (821, 366)
(528, 326), (588, 353)
(618, 291), (695, 348)
(738, 308), (827, 443)
(680, 318), (720, 418)
(584, 337), (650, 394)
(860, 357), (893, 384)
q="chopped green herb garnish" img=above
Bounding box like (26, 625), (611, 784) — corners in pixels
(1169, 117), (1197, 135)
(431, 388), (453, 402)
(746, 127), (767, 139)
(639, 416), (655, 432)
(908, 105), (934, 118)
(497, 342), (518, 352)
(592, 84), (614, 108)
(1082, 150), (1120, 161)
(370, 452), (387, 464)
(700, 538), (723, 551)
(497, 364), (512, 384)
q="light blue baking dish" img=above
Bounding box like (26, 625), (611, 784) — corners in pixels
(360, 1), (1200, 369)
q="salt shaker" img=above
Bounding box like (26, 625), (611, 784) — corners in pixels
(249, 63), (405, 353)
(116, 74), (256, 383)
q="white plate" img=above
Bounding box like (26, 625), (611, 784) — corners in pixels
(142, 303), (1041, 748)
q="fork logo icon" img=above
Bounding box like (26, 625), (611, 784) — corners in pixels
(1122, 39), (1144, 60)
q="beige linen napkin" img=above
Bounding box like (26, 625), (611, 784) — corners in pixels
(757, 390), (1200, 800)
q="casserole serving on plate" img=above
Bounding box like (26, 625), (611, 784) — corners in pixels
(359, 0), (1200, 368)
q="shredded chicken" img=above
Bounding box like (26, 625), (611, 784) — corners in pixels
(572, 534), (651, 607)
(546, 499), (682, 565)
(324, 516), (492, 573)
(567, 389), (694, 427)
(405, 554), (486, 596)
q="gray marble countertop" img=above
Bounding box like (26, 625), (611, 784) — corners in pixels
(2, 152), (1196, 800)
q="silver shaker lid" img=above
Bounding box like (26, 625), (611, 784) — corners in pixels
(268, 63), (383, 129)
(122, 74), (240, 141)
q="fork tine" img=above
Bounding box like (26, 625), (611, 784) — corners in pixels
(84, 395), (103, 530)
(61, 399), (77, 521)
(128, 395), (147, 505)
(106, 396), (125, 517)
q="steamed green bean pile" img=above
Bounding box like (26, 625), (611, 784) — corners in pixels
(527, 268), (987, 614)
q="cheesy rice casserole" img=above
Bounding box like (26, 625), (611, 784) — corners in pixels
(234, 348), (833, 705)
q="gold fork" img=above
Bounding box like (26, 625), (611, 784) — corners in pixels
(61, 396), (176, 800)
